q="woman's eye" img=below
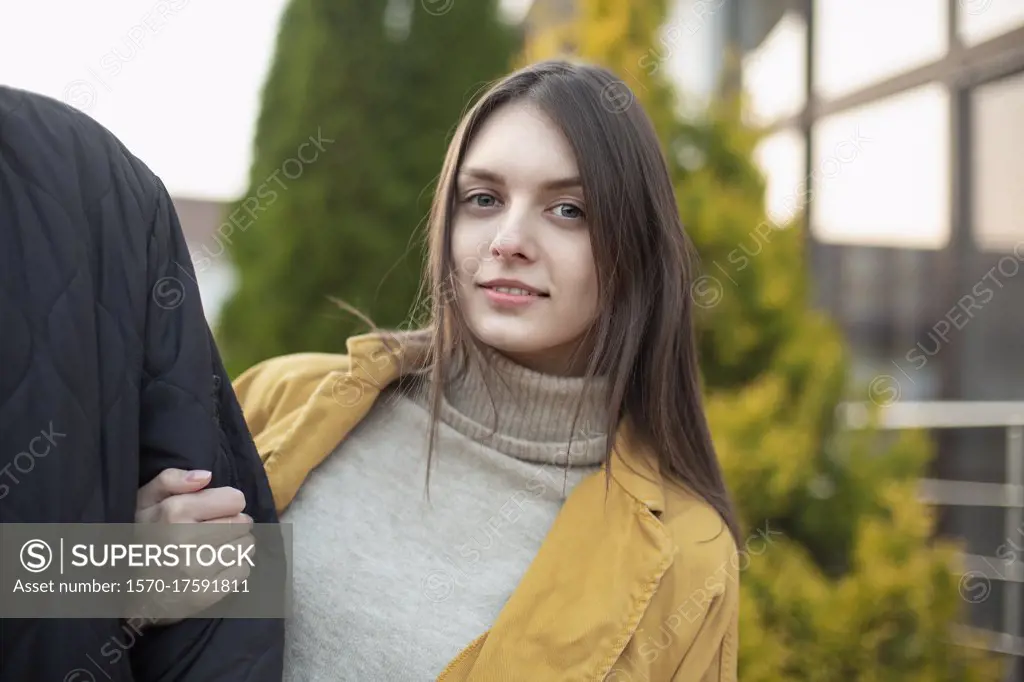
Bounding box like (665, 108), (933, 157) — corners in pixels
(553, 203), (585, 220)
(467, 193), (499, 208)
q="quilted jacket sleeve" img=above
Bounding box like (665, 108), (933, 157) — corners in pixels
(128, 181), (286, 681)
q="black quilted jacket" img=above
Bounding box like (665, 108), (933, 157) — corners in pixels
(0, 86), (284, 680)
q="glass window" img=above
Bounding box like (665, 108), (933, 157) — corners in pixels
(961, 250), (1024, 400)
(958, 0), (1024, 46)
(971, 70), (1024, 252)
(741, 10), (807, 126)
(892, 249), (926, 331)
(813, 0), (948, 100)
(752, 127), (807, 226)
(842, 246), (887, 327)
(662, 0), (729, 117)
(810, 82), (951, 249)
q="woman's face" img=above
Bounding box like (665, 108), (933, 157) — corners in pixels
(451, 101), (599, 376)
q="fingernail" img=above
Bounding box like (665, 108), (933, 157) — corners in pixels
(186, 470), (211, 482)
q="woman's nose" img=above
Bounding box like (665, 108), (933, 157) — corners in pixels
(489, 233), (521, 260)
(489, 214), (531, 261)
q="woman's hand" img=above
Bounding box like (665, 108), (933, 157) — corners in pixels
(136, 468), (250, 524)
(132, 469), (255, 627)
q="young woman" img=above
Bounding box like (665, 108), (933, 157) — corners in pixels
(145, 59), (741, 680)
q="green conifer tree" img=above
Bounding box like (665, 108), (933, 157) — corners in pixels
(215, 0), (518, 377)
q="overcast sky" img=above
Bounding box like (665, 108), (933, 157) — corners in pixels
(0, 0), (534, 202)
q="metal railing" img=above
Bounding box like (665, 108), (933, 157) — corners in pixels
(839, 401), (1024, 679)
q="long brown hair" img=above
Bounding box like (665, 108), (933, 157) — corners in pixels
(387, 59), (739, 545)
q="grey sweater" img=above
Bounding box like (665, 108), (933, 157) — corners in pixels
(281, 346), (609, 681)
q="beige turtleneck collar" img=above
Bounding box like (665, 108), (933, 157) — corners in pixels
(406, 342), (610, 467)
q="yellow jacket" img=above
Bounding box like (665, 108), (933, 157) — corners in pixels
(233, 332), (739, 681)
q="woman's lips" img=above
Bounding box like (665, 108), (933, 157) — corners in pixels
(478, 284), (547, 308)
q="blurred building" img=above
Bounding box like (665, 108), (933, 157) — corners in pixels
(528, 0), (1024, 675)
(733, 2), (1024, 677)
(170, 196), (237, 325)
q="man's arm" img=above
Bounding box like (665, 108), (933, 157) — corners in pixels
(129, 181), (285, 681)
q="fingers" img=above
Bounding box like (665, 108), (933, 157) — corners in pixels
(199, 513), (254, 546)
(202, 512), (252, 527)
(132, 533), (256, 624)
(136, 469), (212, 511)
(160, 512), (252, 548)
(136, 485), (247, 524)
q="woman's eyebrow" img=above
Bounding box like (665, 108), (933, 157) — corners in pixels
(459, 167), (503, 184)
(541, 176), (582, 191)
(459, 167), (581, 190)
